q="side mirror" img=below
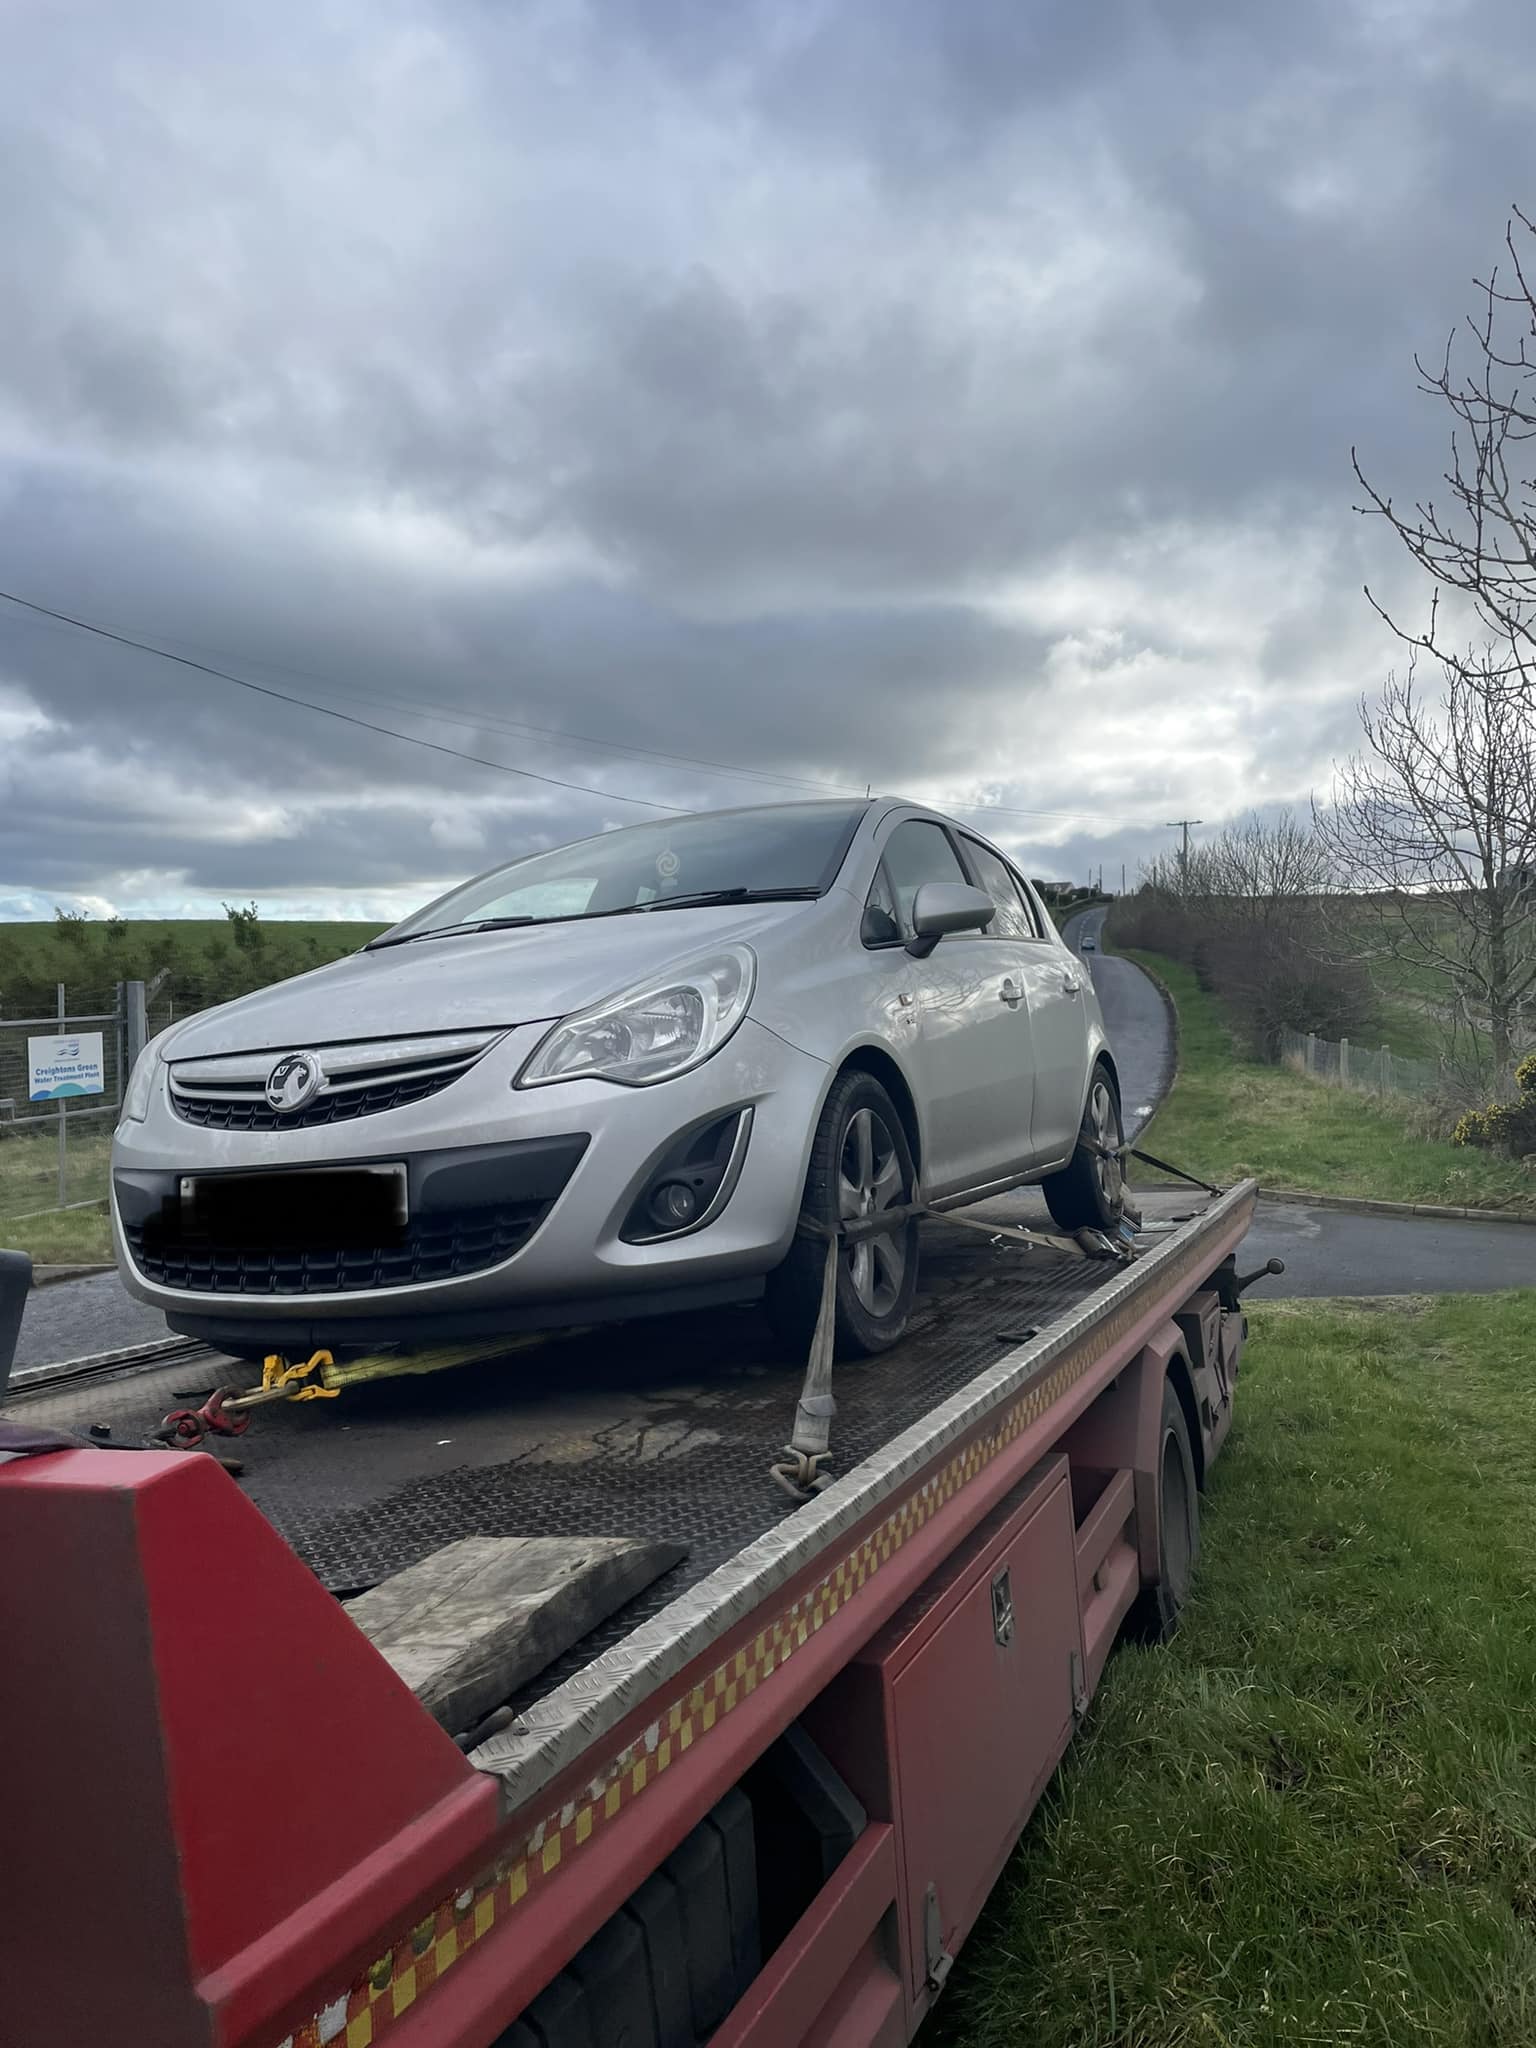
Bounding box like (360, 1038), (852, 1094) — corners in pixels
(906, 882), (994, 958)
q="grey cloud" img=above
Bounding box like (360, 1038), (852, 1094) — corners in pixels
(3, 0), (1535, 915)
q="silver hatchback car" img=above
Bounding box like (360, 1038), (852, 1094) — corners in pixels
(113, 801), (1122, 1360)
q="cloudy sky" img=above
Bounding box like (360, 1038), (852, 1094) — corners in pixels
(2, 0), (1532, 922)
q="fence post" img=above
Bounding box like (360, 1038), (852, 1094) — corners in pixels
(1381, 1044), (1392, 1095)
(56, 982), (66, 1208)
(1306, 1031), (1317, 1074)
(125, 980), (147, 1072)
(1339, 1037), (1350, 1085)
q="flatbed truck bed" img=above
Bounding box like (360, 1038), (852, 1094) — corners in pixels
(1, 1179), (1262, 2048)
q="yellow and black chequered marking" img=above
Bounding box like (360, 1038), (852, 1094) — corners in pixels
(276, 1235), (1216, 2047)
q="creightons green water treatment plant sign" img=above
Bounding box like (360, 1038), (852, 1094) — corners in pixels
(28, 1033), (105, 1102)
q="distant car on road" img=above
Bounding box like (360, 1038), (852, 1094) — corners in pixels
(113, 801), (1124, 1360)
(1081, 932), (1097, 952)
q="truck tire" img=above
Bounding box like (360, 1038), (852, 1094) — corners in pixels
(1042, 1063), (1124, 1234)
(766, 1071), (919, 1359)
(1129, 1376), (1200, 1642)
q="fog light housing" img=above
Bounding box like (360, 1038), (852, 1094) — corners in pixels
(622, 1108), (753, 1244)
(650, 1181), (700, 1231)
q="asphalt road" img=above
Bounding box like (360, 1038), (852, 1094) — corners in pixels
(1062, 906), (1172, 1139)
(11, 1269), (169, 1372)
(1233, 1198), (1535, 1297)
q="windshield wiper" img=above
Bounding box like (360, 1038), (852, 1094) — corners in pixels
(634, 886), (822, 913)
(366, 887), (821, 950)
(366, 916), (537, 951)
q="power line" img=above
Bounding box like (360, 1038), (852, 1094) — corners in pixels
(0, 598), (879, 804)
(0, 588), (686, 814)
(29, 610), (867, 802)
(0, 585), (1188, 835)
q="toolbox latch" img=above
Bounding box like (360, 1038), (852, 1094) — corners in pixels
(990, 1565), (1015, 1647)
(1070, 1647), (1089, 1722)
(923, 1882), (955, 1995)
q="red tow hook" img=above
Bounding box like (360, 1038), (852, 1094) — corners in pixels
(151, 1387), (252, 1450)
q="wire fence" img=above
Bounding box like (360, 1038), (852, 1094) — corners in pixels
(0, 961), (334, 1228)
(1278, 1027), (1445, 1102)
(0, 985), (134, 1221)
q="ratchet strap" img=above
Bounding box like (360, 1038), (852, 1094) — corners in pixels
(1125, 1145), (1223, 1197)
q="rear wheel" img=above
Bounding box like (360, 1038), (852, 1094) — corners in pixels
(1129, 1377), (1200, 1642)
(766, 1071), (919, 1358)
(1042, 1063), (1124, 1234)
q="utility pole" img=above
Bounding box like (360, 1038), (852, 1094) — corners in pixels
(1120, 862), (1125, 896)
(1165, 818), (1203, 885)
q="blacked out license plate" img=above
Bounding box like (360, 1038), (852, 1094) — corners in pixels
(177, 1165), (409, 1248)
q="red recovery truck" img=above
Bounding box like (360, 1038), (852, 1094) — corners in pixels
(0, 1178), (1271, 2048)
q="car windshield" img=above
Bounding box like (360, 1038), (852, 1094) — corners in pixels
(374, 802), (868, 944)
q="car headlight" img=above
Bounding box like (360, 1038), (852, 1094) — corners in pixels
(119, 1031), (171, 1124)
(517, 946), (757, 1089)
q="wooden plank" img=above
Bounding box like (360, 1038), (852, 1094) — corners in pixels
(346, 1534), (687, 1735)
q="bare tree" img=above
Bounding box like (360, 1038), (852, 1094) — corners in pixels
(1353, 209), (1536, 696)
(1115, 811), (1369, 1056)
(1134, 810), (1333, 921)
(1200, 810), (1336, 929)
(1315, 650), (1536, 1088)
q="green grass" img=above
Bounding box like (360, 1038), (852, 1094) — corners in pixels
(1372, 996), (1446, 1064)
(0, 1201), (113, 1265)
(0, 1122), (113, 1263)
(932, 1290), (1536, 2048)
(1315, 899), (1522, 1067)
(1128, 953), (1536, 1216)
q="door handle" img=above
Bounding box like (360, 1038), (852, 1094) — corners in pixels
(999, 979), (1024, 1007)
(1061, 974), (1082, 996)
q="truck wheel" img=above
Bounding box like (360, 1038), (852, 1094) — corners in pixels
(1042, 1064), (1124, 1234)
(1129, 1377), (1200, 1642)
(766, 1071), (919, 1359)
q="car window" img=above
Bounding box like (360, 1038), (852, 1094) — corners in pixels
(962, 840), (1040, 939)
(380, 800), (867, 939)
(478, 877), (600, 920)
(862, 862), (903, 947)
(1019, 876), (1057, 936)
(881, 820), (968, 930)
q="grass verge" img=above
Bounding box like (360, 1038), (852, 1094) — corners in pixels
(0, 1124), (113, 1263)
(0, 1203), (112, 1265)
(1127, 952), (1535, 1216)
(931, 1290), (1536, 2048)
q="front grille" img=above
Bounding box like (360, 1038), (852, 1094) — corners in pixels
(125, 1200), (548, 1296)
(169, 1031), (500, 1132)
(174, 1070), (456, 1131)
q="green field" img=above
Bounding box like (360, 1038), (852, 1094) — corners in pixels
(1128, 953), (1536, 1216)
(934, 1289), (1536, 2048)
(1298, 898), (1520, 1067)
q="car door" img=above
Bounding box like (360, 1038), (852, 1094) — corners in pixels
(876, 818), (1036, 1198)
(980, 854), (1091, 1165)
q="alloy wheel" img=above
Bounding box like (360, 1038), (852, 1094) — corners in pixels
(1089, 1077), (1122, 1210)
(837, 1106), (907, 1316)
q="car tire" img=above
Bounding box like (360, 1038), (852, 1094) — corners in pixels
(1128, 1376), (1201, 1642)
(766, 1071), (920, 1359)
(1041, 1062), (1125, 1234)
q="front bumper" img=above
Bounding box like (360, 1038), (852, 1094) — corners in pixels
(111, 1017), (829, 1347)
